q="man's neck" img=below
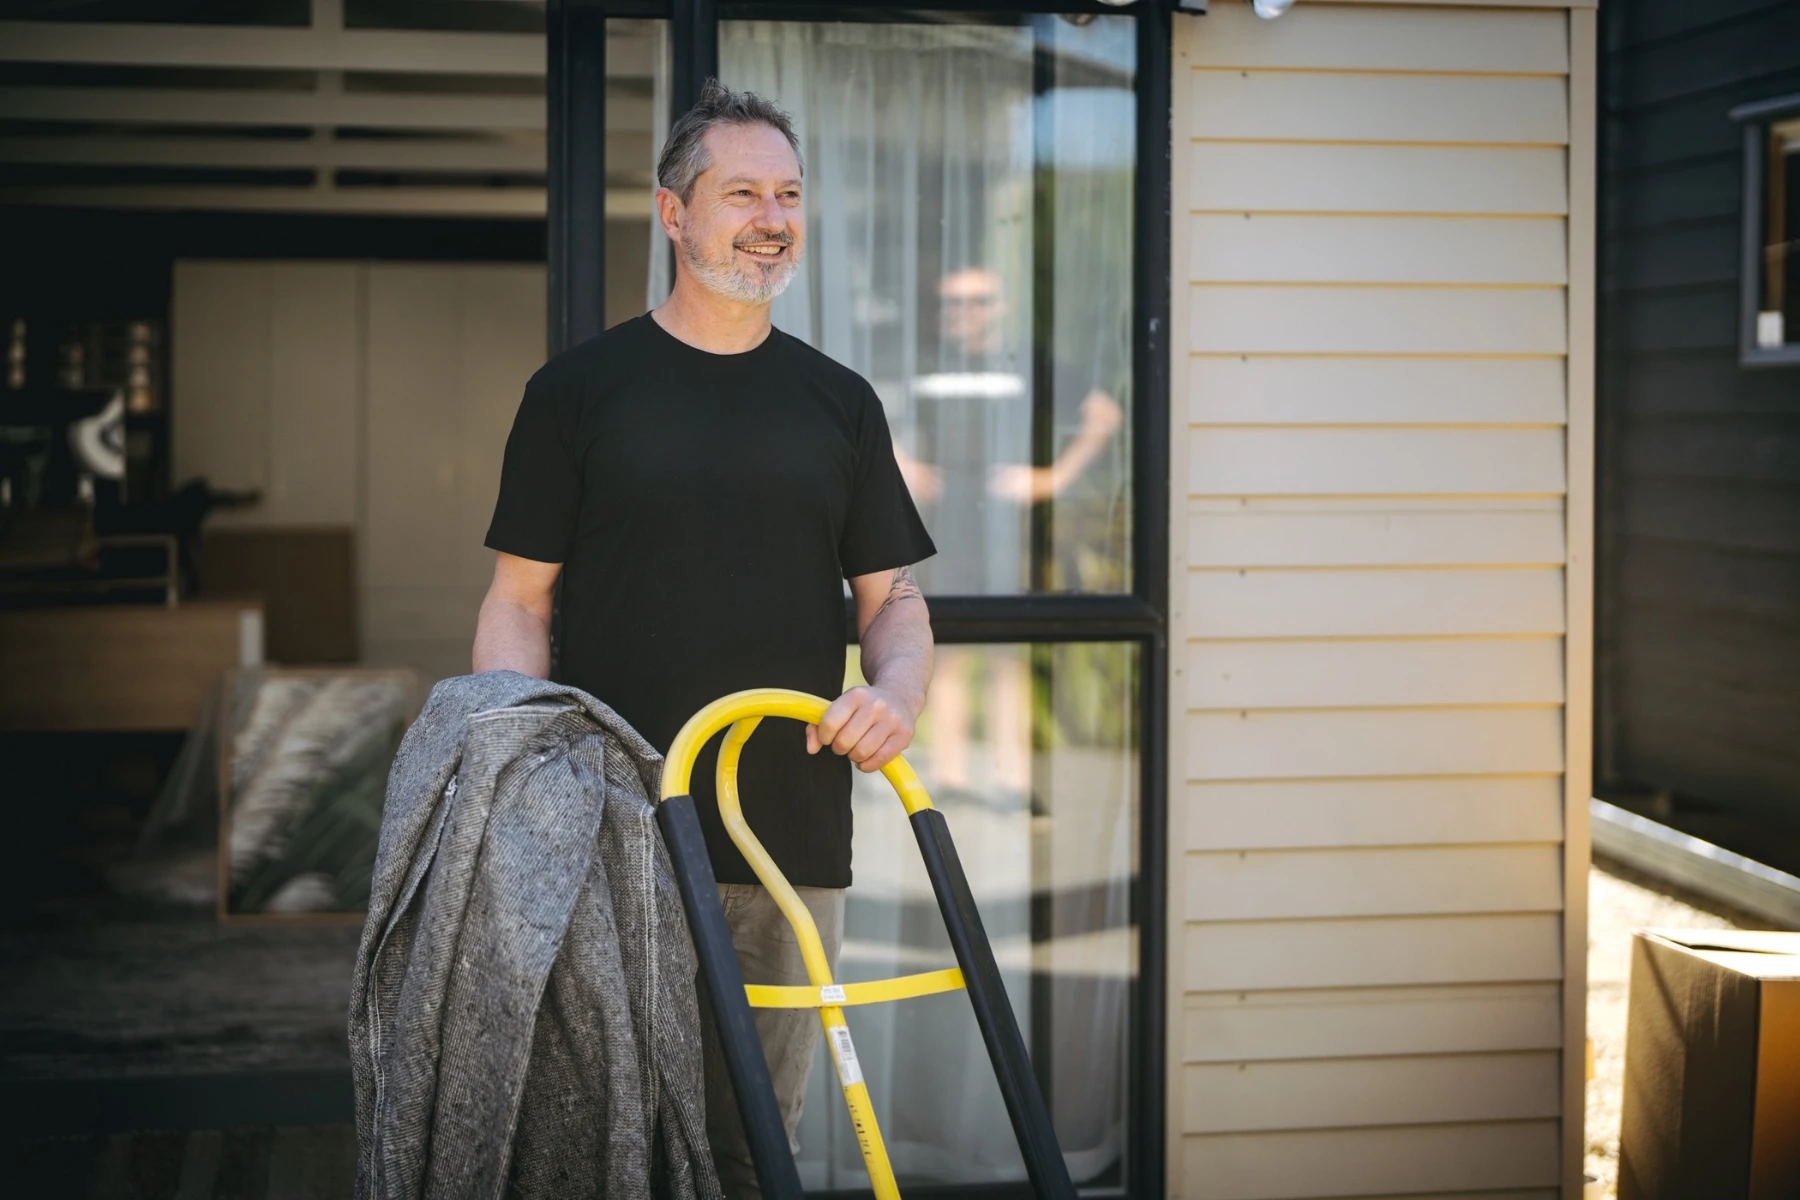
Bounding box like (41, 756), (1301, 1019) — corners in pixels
(652, 276), (774, 355)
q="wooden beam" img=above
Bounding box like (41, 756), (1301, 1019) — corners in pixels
(0, 184), (654, 218)
(0, 85), (652, 134)
(0, 134), (552, 173)
(0, 20), (660, 80)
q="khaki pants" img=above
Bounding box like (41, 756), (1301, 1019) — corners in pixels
(702, 882), (847, 1200)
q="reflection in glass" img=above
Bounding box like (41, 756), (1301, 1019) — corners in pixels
(712, 15), (1137, 595)
(786, 643), (1139, 1190)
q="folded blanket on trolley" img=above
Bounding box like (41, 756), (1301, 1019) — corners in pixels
(349, 670), (721, 1200)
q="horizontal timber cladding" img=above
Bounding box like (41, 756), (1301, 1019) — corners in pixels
(1170, 3), (1591, 1198)
(1186, 568), (1569, 637)
(1189, 143), (1570, 215)
(1188, 357), (1569, 425)
(1182, 1050), (1562, 1132)
(1185, 913), (1565, 993)
(1183, 983), (1564, 1061)
(1183, 637), (1566, 709)
(1179, 1123), (1562, 1200)
(1188, 214), (1569, 286)
(1184, 504), (1568, 567)
(1596, 0), (1800, 831)
(1188, 286), (1568, 355)
(1185, 707), (1566, 780)
(1186, 777), (1566, 851)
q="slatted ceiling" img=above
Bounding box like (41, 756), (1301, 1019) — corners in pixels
(1185, 637), (1564, 710)
(1183, 982), (1564, 1062)
(1185, 913), (1564, 992)
(1185, 777), (1566, 851)
(1187, 72), (1570, 146)
(1183, 1051), (1561, 1133)
(1186, 707), (1565, 781)
(1188, 142), (1569, 215)
(1186, 844), (1563, 921)
(1188, 2), (1567, 74)
(1189, 357), (1568, 426)
(1186, 568), (1568, 638)
(1185, 508), (1568, 568)
(1189, 286), (1568, 356)
(1188, 214), (1568, 286)
(1180, 1122), (1562, 1200)
(1187, 427), (1566, 497)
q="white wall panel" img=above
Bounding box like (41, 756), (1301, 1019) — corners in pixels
(172, 261), (273, 510)
(266, 263), (361, 526)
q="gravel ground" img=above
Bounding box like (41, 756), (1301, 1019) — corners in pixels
(1584, 859), (1766, 1197)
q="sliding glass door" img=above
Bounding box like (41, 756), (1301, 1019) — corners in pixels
(556, 4), (1168, 1194)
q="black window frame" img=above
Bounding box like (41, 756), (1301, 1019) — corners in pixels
(546, 3), (1171, 1195)
(1730, 91), (1800, 369)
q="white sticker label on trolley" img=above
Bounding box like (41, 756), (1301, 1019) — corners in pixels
(819, 984), (846, 1005)
(828, 1024), (864, 1087)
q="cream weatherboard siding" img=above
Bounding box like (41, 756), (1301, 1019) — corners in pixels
(1166, 4), (1594, 1199)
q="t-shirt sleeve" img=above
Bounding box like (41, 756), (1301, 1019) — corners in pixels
(484, 372), (580, 564)
(839, 382), (938, 578)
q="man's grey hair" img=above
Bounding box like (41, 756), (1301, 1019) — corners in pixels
(657, 78), (804, 205)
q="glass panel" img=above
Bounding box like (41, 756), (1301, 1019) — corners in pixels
(607, 18), (667, 330)
(1755, 117), (1800, 350)
(713, 15), (1136, 594)
(790, 643), (1139, 1190)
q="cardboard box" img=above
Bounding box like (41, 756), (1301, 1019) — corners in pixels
(1619, 930), (1800, 1200)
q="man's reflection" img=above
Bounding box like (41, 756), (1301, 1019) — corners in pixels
(897, 266), (1124, 797)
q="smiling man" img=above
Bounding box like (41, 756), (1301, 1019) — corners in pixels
(473, 80), (937, 1195)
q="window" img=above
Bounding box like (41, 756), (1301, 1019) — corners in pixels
(1733, 94), (1800, 365)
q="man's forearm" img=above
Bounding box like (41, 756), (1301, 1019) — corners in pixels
(472, 594), (553, 678)
(859, 576), (933, 717)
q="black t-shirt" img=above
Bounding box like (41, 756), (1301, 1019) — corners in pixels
(485, 313), (936, 888)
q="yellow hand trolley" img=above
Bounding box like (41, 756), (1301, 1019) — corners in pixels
(655, 688), (1077, 1200)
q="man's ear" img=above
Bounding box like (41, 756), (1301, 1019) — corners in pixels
(654, 187), (684, 243)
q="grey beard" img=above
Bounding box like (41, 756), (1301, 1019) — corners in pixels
(681, 238), (799, 304)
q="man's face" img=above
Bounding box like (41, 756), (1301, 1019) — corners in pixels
(670, 123), (805, 305)
(938, 268), (1005, 354)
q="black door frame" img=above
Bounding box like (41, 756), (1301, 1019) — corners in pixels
(547, 3), (1170, 1195)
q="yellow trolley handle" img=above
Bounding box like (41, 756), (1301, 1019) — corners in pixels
(654, 688), (1076, 1200)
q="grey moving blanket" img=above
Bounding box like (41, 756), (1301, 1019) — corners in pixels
(350, 671), (721, 1200)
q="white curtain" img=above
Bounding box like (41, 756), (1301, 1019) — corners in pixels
(706, 21), (1133, 1188)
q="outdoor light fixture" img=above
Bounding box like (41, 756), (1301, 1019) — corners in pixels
(1253, 0), (1296, 17)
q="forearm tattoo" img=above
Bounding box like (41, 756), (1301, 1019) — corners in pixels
(873, 565), (923, 620)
